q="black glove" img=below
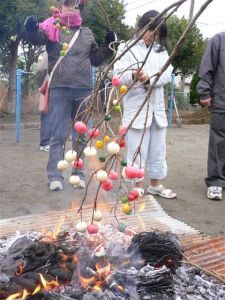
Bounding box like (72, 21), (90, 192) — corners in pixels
(24, 16), (39, 32)
(104, 29), (117, 45)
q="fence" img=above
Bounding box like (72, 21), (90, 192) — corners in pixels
(0, 82), (8, 112)
(168, 92), (190, 110)
(0, 82), (40, 114)
(174, 92), (190, 109)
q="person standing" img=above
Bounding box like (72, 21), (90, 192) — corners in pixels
(37, 50), (51, 152)
(197, 32), (225, 200)
(24, 0), (116, 191)
(114, 10), (176, 199)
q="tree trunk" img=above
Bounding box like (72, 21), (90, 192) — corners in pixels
(7, 40), (19, 114)
(180, 76), (185, 94)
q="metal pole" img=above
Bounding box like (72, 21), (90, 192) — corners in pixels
(16, 69), (23, 143)
(168, 74), (175, 128)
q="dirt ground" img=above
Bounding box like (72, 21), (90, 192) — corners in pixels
(0, 118), (225, 236)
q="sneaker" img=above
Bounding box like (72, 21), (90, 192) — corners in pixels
(49, 181), (63, 191)
(40, 145), (50, 152)
(73, 179), (86, 189)
(147, 184), (176, 199)
(207, 186), (222, 200)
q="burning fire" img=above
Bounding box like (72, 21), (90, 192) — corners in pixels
(40, 215), (66, 242)
(78, 259), (113, 292)
(136, 213), (146, 231)
(96, 261), (111, 278)
(6, 274), (60, 300)
(5, 223), (132, 299)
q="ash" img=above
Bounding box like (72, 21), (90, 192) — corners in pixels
(173, 265), (225, 300)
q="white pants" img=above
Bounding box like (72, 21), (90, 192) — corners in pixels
(126, 117), (167, 180)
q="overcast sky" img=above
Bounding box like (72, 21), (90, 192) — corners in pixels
(123, 0), (225, 38)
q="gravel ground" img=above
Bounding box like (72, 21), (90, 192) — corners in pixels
(0, 123), (224, 236)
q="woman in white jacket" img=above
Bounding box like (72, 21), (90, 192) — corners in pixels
(114, 10), (176, 198)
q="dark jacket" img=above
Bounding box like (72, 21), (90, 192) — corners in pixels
(25, 27), (113, 89)
(197, 32), (225, 112)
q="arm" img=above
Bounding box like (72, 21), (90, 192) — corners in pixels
(142, 50), (173, 88)
(113, 43), (134, 86)
(24, 30), (48, 46)
(24, 16), (49, 46)
(197, 34), (220, 100)
(90, 30), (115, 67)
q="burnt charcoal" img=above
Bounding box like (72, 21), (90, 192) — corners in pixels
(128, 232), (182, 270)
(12, 271), (41, 290)
(57, 262), (77, 272)
(27, 292), (56, 300)
(48, 266), (73, 281)
(8, 237), (34, 258)
(23, 242), (56, 271)
(0, 237), (34, 276)
(0, 281), (23, 298)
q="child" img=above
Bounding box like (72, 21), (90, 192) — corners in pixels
(114, 10), (176, 198)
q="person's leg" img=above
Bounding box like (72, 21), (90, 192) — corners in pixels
(71, 89), (92, 182)
(205, 113), (225, 199)
(146, 118), (175, 198)
(40, 112), (52, 150)
(47, 88), (73, 188)
(147, 118), (167, 182)
(126, 127), (150, 188)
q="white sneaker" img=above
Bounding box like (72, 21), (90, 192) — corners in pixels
(40, 145), (50, 152)
(147, 184), (176, 199)
(49, 181), (63, 191)
(207, 186), (222, 200)
(73, 179), (86, 189)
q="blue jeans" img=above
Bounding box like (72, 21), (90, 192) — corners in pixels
(40, 112), (52, 146)
(47, 87), (92, 183)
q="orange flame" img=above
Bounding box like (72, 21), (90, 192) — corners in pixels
(6, 293), (21, 300)
(52, 215), (65, 240)
(73, 254), (78, 264)
(96, 261), (111, 278)
(32, 284), (42, 295)
(39, 273), (60, 290)
(60, 252), (69, 261)
(93, 284), (102, 292)
(71, 199), (78, 210)
(136, 213), (146, 231)
(117, 285), (125, 292)
(40, 216), (66, 242)
(138, 202), (146, 212)
(78, 271), (96, 289)
(16, 261), (24, 276)
(21, 289), (30, 299)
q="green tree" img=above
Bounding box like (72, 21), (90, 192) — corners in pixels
(0, 0), (54, 112)
(189, 72), (200, 105)
(0, 0), (131, 113)
(82, 0), (132, 44)
(167, 15), (206, 77)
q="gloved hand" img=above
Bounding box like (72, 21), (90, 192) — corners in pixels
(24, 16), (39, 32)
(104, 29), (117, 45)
